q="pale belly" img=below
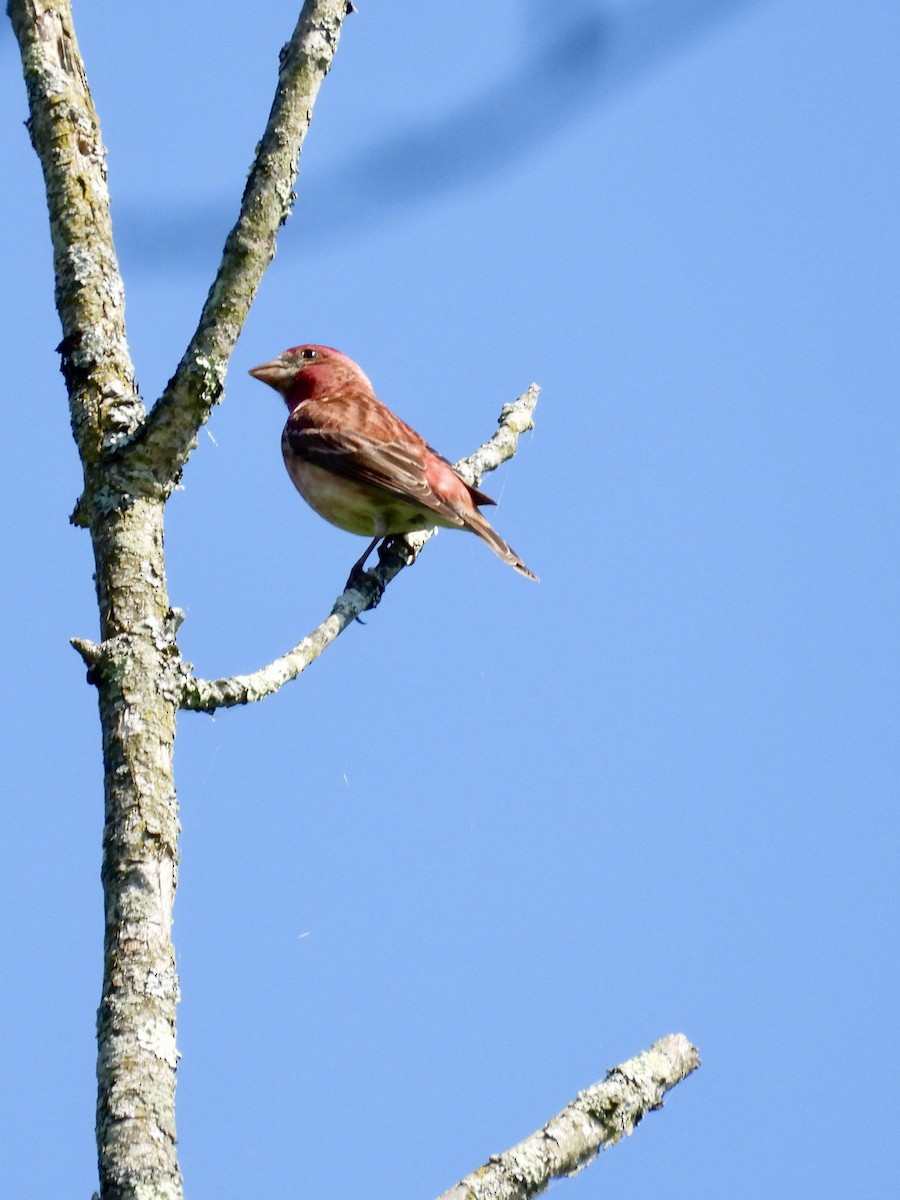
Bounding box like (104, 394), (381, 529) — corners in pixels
(283, 454), (461, 537)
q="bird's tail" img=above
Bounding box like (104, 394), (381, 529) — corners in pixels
(464, 510), (538, 581)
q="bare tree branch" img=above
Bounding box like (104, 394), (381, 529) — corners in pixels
(8, 0), (141, 467)
(436, 1034), (700, 1200)
(129, 0), (352, 487)
(180, 384), (540, 712)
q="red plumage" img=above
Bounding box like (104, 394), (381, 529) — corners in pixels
(248, 344), (536, 580)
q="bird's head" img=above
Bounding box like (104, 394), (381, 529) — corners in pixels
(248, 344), (373, 408)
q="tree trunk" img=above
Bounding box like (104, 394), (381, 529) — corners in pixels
(89, 498), (182, 1200)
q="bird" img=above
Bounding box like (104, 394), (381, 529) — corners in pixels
(248, 344), (537, 584)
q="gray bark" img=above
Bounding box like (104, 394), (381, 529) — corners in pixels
(437, 1034), (700, 1200)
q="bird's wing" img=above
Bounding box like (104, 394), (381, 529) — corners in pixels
(285, 424), (440, 501)
(285, 402), (496, 520)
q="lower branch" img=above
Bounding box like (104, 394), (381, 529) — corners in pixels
(436, 1034), (700, 1200)
(180, 385), (540, 713)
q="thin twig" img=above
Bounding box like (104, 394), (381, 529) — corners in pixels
(180, 384), (540, 712)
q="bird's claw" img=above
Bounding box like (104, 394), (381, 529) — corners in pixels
(343, 535), (384, 613)
(378, 537), (417, 570)
(345, 564), (385, 612)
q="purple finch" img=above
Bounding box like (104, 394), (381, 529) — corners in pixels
(249, 345), (537, 581)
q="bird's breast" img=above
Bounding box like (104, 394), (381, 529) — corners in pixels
(282, 447), (451, 537)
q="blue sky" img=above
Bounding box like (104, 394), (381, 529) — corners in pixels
(2, 1), (898, 1195)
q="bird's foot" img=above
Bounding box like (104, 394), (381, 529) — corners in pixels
(345, 537), (385, 612)
(345, 563), (385, 609)
(378, 536), (418, 570)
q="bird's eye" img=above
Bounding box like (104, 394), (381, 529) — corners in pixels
(300, 348), (318, 360)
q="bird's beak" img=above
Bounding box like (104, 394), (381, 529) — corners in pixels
(248, 358), (288, 390)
